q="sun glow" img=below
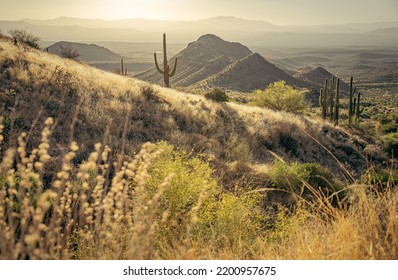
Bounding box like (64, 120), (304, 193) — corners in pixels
(92, 0), (184, 20)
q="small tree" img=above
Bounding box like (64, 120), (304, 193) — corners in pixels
(9, 29), (40, 49)
(59, 45), (80, 61)
(252, 80), (309, 113)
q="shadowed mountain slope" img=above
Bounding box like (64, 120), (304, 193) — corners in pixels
(199, 53), (313, 92)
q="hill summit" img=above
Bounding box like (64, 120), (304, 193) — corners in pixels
(295, 66), (349, 91)
(135, 34), (252, 87)
(136, 34), (320, 91)
(47, 41), (122, 62)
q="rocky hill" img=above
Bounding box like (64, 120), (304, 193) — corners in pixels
(295, 66), (350, 91)
(136, 34), (318, 91)
(199, 53), (313, 92)
(47, 41), (122, 62)
(135, 34), (252, 86)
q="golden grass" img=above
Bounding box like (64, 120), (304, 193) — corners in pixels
(1, 39), (397, 260)
(1, 118), (397, 260)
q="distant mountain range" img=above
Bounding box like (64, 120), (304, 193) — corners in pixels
(47, 41), (121, 61)
(1, 16), (398, 46)
(136, 34), (346, 92)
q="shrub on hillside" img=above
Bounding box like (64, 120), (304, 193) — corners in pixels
(9, 29), (40, 49)
(270, 160), (342, 200)
(204, 88), (229, 102)
(382, 132), (398, 157)
(59, 45), (80, 61)
(252, 81), (309, 113)
(363, 168), (398, 191)
(144, 142), (263, 247)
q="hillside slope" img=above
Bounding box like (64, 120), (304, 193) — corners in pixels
(0, 38), (382, 184)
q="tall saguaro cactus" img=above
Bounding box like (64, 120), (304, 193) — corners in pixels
(319, 76), (340, 125)
(348, 76), (363, 124)
(154, 33), (177, 88)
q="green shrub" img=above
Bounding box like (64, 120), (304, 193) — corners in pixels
(193, 192), (264, 247)
(145, 142), (263, 247)
(270, 160), (342, 199)
(382, 133), (398, 157)
(252, 81), (309, 113)
(381, 123), (397, 134)
(9, 29), (40, 49)
(205, 88), (229, 102)
(363, 168), (398, 191)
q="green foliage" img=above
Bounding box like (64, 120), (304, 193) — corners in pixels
(145, 142), (263, 247)
(204, 88), (229, 102)
(270, 160), (341, 196)
(193, 192), (264, 246)
(381, 123), (398, 134)
(9, 29), (40, 49)
(252, 81), (309, 113)
(146, 142), (218, 220)
(154, 33), (177, 88)
(382, 133), (398, 157)
(363, 168), (398, 191)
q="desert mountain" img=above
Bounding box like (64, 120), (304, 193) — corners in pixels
(198, 53), (312, 92)
(136, 34), (314, 91)
(47, 41), (122, 62)
(135, 34), (252, 87)
(294, 67), (350, 91)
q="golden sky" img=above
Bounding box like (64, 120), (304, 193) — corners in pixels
(1, 0), (397, 25)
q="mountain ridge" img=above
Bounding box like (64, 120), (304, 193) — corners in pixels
(47, 41), (122, 61)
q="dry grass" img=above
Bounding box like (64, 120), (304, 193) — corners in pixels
(1, 38), (397, 260)
(0, 120), (397, 259)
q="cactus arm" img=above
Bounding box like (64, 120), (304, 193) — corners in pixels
(169, 57), (178, 77)
(154, 52), (164, 74)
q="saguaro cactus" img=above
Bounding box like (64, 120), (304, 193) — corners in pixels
(334, 78), (340, 126)
(348, 76), (363, 124)
(319, 76), (340, 125)
(154, 33), (177, 88)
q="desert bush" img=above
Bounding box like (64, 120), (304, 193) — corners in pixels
(9, 29), (40, 49)
(363, 168), (398, 191)
(381, 123), (397, 134)
(224, 134), (253, 163)
(252, 81), (309, 113)
(59, 45), (80, 61)
(382, 132), (398, 157)
(205, 88), (229, 102)
(270, 160), (342, 198)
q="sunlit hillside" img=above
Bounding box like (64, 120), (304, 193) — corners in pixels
(0, 36), (397, 260)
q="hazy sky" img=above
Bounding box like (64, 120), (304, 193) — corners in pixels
(1, 0), (397, 25)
